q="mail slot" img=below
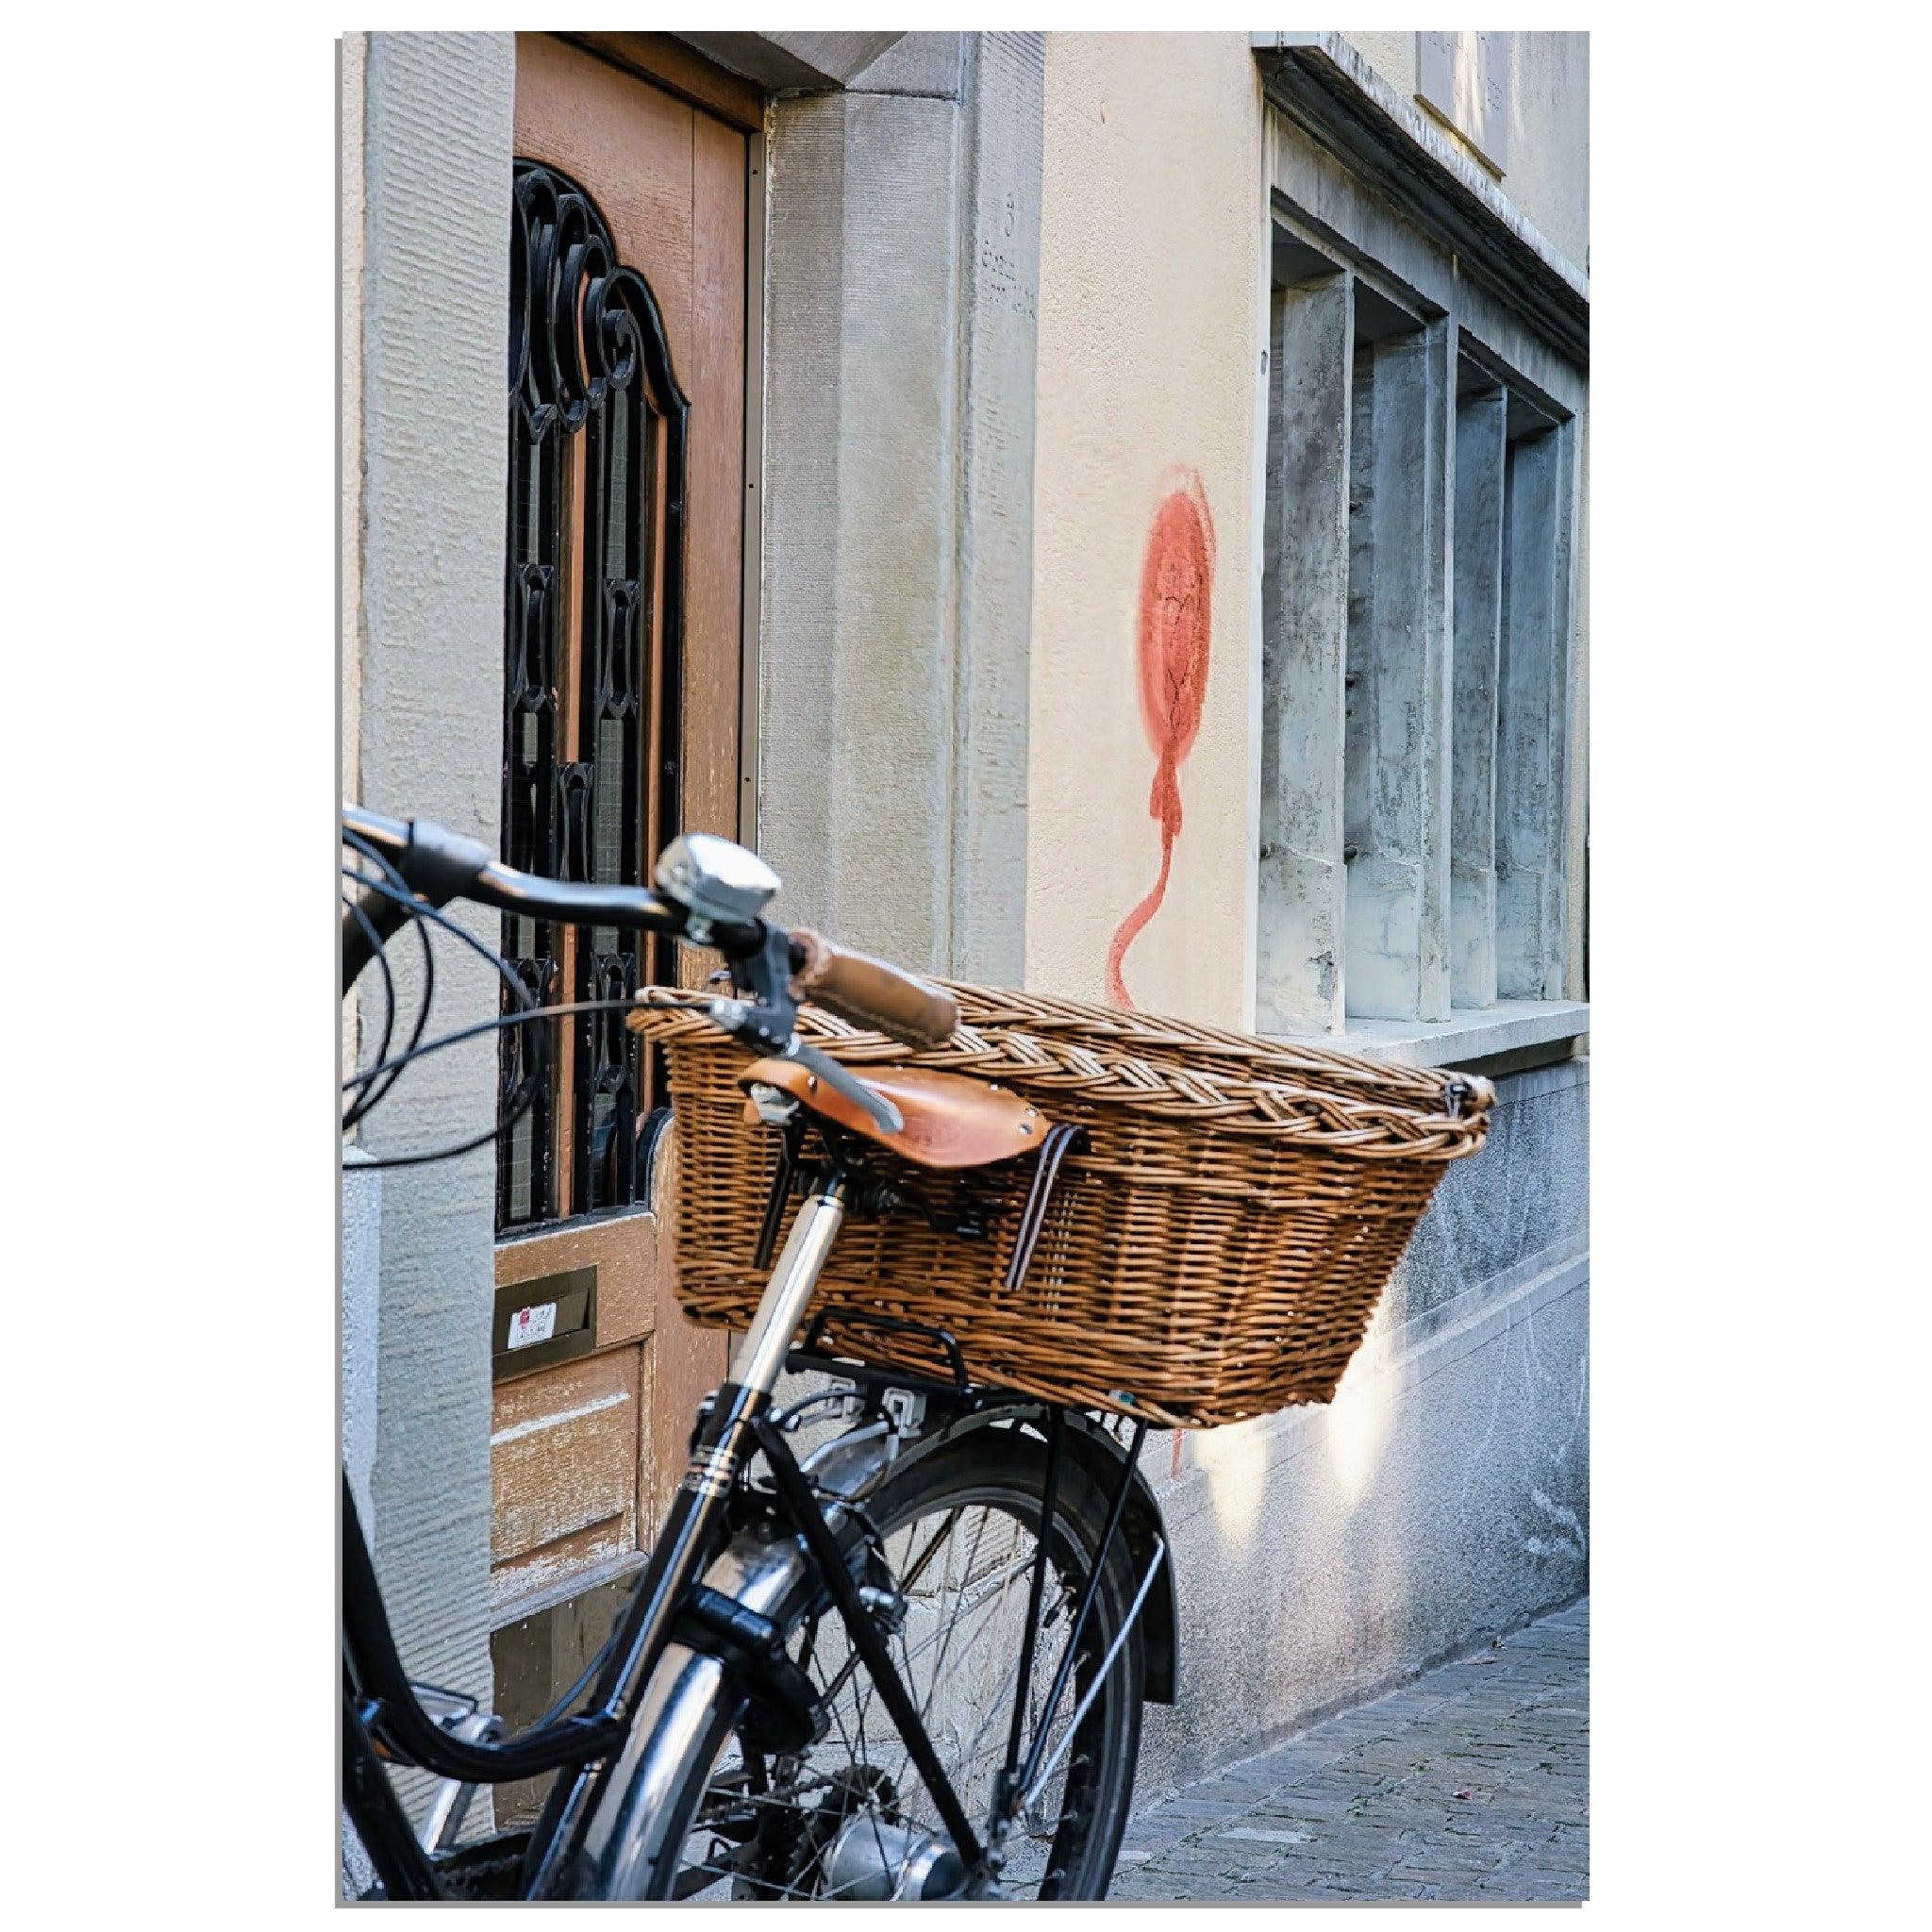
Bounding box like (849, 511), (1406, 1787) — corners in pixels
(492, 1266), (597, 1382)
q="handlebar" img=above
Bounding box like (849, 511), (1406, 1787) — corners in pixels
(342, 805), (958, 1052)
(343, 804), (712, 943)
(791, 928), (958, 1049)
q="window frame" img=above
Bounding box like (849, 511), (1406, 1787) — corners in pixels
(1256, 125), (1586, 1072)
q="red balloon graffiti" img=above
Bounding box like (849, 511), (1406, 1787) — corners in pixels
(1106, 471), (1215, 1008)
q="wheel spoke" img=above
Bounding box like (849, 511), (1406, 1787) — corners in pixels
(654, 1439), (1136, 1902)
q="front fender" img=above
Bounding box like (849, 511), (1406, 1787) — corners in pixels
(896, 1403), (1179, 1706)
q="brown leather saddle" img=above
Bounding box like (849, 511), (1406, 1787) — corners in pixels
(739, 1058), (1046, 1171)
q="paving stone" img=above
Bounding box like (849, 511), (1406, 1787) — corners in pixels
(1119, 1597), (1589, 1903)
(1156, 1794), (1261, 1819)
(1112, 1871), (1243, 1901)
(1392, 1850), (1507, 1879)
(1140, 1841), (1255, 1876)
(1475, 1877), (1581, 1903)
(1222, 1873), (1346, 1903)
(1106, 1873), (1217, 1901)
(1282, 1773), (1394, 1801)
(1213, 1759), (1329, 1791)
(1123, 1824), (1188, 1844)
(1217, 1824), (1318, 1848)
(1252, 1792), (1360, 1817)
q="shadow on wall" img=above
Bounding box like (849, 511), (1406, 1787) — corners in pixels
(1107, 468), (1215, 1008)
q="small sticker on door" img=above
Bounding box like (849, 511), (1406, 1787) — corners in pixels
(508, 1303), (558, 1351)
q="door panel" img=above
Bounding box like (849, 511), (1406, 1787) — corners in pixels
(491, 33), (746, 1624)
(495, 1211), (665, 1359)
(489, 1347), (645, 1616)
(516, 33), (698, 356)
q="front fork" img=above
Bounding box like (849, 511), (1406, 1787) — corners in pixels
(546, 1168), (997, 1897)
(528, 1179), (851, 1894)
(680, 1180), (850, 1501)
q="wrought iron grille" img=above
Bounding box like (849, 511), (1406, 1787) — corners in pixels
(499, 158), (689, 1231)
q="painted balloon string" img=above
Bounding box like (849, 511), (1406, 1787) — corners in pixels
(1107, 473), (1214, 1008)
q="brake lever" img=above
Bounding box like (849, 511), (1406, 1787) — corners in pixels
(785, 1041), (905, 1137)
(700, 994), (905, 1136)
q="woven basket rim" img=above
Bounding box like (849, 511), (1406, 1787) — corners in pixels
(629, 983), (1491, 1162)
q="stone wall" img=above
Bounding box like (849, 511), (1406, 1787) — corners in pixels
(1341, 31), (1590, 272)
(1136, 1058), (1590, 1792)
(1024, 29), (1590, 1788)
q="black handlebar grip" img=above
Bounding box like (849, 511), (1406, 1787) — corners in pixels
(398, 820), (495, 908)
(790, 929), (959, 1048)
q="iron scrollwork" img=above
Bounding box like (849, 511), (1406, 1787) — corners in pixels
(499, 158), (690, 1229)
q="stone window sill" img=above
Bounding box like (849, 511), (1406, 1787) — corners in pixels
(1265, 998), (1589, 1074)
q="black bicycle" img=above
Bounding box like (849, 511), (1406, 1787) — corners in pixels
(341, 806), (1176, 1901)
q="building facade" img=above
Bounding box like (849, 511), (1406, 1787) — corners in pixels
(341, 27), (1588, 1835)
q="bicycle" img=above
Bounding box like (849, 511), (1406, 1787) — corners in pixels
(341, 805), (1177, 1901)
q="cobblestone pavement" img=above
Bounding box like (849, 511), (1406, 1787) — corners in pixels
(1112, 1597), (1588, 1904)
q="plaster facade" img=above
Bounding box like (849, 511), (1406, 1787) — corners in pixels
(340, 31), (364, 810)
(1024, 28), (1589, 1790)
(1027, 33), (1268, 1026)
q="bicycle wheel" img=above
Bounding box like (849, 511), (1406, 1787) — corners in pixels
(633, 1424), (1145, 1901)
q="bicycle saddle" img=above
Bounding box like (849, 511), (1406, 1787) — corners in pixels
(739, 1058), (1048, 1171)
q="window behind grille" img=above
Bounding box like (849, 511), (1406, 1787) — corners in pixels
(498, 158), (688, 1232)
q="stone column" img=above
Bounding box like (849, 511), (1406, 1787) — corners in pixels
(1451, 385), (1507, 1009)
(1258, 269), (1354, 1034)
(1496, 417), (1576, 999)
(756, 32), (1043, 981)
(1342, 317), (1455, 1022)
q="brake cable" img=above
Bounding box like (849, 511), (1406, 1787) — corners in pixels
(340, 855), (550, 1165)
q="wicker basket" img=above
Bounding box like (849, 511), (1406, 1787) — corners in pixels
(628, 986), (1492, 1428)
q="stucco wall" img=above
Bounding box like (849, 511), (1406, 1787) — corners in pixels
(1341, 31), (1590, 272)
(1028, 32), (1267, 1027)
(341, 32), (365, 811)
(350, 29), (513, 1815)
(341, 31), (366, 1108)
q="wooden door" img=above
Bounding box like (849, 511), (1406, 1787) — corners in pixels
(489, 33), (755, 1626)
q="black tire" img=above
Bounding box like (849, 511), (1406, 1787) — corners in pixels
(633, 1423), (1145, 1901)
